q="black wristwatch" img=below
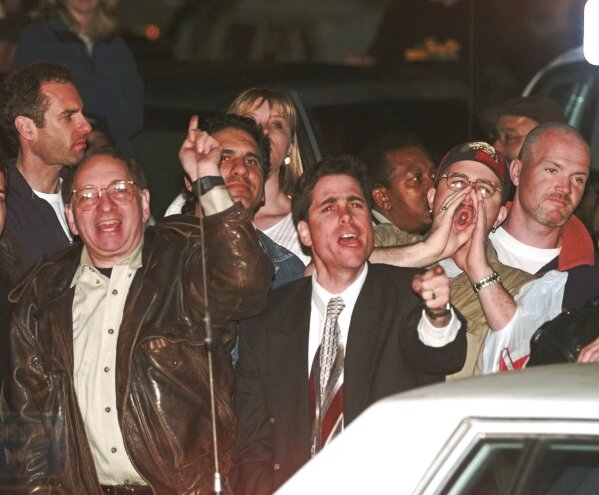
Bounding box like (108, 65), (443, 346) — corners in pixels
(425, 303), (452, 320)
(193, 176), (225, 195)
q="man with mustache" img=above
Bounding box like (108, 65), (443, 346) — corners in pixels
(428, 142), (567, 376)
(172, 114), (305, 289)
(488, 122), (599, 362)
(489, 123), (599, 308)
(371, 141), (568, 374)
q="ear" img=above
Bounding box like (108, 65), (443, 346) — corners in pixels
(372, 187), (391, 210)
(297, 220), (312, 248)
(426, 187), (436, 211)
(65, 203), (79, 236)
(14, 116), (36, 141)
(141, 189), (151, 224)
(510, 159), (522, 187)
(494, 205), (508, 228)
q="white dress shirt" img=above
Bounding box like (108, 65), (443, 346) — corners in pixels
(307, 264), (460, 370)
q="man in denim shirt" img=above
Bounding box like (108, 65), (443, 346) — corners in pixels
(176, 114), (304, 289)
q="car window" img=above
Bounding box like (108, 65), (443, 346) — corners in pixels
(528, 63), (599, 138)
(527, 61), (599, 175)
(442, 436), (599, 495)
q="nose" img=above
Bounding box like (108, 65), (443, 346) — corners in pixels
(555, 174), (572, 194)
(97, 188), (116, 211)
(79, 114), (92, 135)
(339, 205), (354, 224)
(230, 156), (249, 176)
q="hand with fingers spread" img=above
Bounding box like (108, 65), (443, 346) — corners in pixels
(179, 115), (223, 181)
(412, 266), (452, 327)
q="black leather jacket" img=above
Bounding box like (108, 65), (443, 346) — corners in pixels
(1, 205), (273, 494)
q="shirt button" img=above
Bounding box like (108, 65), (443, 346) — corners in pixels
(268, 417), (275, 424)
(112, 289), (118, 295)
(108, 328), (114, 335)
(105, 407), (111, 413)
(111, 447), (117, 453)
(104, 367), (110, 373)
(273, 463), (280, 470)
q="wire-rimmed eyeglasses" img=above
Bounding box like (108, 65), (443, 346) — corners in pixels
(71, 180), (139, 210)
(440, 173), (501, 199)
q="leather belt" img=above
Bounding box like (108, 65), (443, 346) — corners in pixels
(100, 485), (153, 495)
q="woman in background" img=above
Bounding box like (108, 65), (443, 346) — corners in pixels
(13, 0), (143, 155)
(228, 88), (309, 264)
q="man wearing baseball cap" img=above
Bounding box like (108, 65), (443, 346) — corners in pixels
(372, 141), (566, 375)
(485, 95), (566, 163)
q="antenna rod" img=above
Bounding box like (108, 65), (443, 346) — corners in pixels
(195, 176), (222, 495)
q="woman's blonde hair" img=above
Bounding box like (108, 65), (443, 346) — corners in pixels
(34, 0), (117, 38)
(228, 88), (304, 196)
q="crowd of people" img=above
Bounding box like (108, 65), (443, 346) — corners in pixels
(0, 3), (598, 494)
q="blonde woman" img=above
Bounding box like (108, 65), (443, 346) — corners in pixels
(228, 88), (310, 265)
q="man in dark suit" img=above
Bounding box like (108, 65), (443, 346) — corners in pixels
(231, 155), (467, 494)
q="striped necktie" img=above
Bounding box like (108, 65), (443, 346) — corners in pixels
(310, 296), (345, 455)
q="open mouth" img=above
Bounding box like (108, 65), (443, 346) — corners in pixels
(453, 204), (475, 228)
(96, 219), (121, 231)
(338, 232), (360, 246)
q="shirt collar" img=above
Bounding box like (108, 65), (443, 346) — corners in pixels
(70, 237), (144, 287)
(311, 263), (369, 316)
(371, 209), (390, 225)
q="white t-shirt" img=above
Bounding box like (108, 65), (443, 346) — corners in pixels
(33, 188), (73, 241)
(489, 226), (560, 274)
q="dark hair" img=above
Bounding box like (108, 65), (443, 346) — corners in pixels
(360, 133), (430, 189)
(201, 114), (271, 178)
(62, 146), (147, 204)
(0, 63), (73, 144)
(292, 155), (372, 226)
(519, 122), (590, 164)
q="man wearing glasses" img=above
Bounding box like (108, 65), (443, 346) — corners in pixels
(1, 140), (273, 493)
(372, 141), (566, 376)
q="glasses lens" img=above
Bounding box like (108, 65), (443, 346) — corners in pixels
(446, 174), (469, 191)
(476, 180), (496, 198)
(107, 180), (135, 204)
(74, 186), (99, 210)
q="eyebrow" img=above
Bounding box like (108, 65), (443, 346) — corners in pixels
(222, 148), (261, 161)
(317, 194), (364, 207)
(59, 108), (79, 117)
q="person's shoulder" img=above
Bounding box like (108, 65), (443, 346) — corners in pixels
(9, 243), (82, 304)
(243, 276), (310, 318)
(17, 17), (58, 41)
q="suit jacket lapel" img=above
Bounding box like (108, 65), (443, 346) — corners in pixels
(344, 268), (384, 423)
